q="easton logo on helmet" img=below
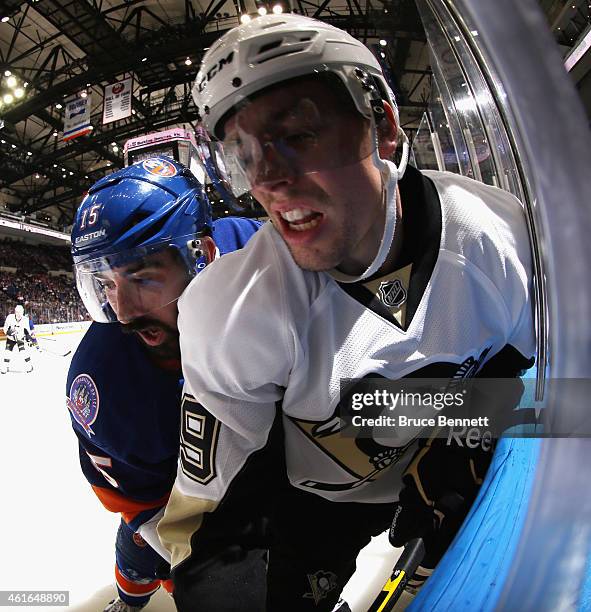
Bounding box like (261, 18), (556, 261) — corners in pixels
(75, 228), (106, 245)
(142, 158), (177, 177)
(196, 51), (234, 93)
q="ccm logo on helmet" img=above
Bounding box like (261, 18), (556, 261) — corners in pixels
(196, 51), (234, 93)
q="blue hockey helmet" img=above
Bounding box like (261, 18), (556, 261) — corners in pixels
(72, 156), (212, 323)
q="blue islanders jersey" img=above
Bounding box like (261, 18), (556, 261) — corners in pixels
(66, 217), (260, 531)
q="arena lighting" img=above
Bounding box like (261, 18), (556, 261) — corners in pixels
(53, 131), (58, 137)
(185, 57), (192, 66)
(141, 57), (147, 62)
(258, 6), (267, 15)
(3, 93), (13, 103)
(27, 151), (32, 156)
(272, 4), (283, 14)
(80, 90), (87, 98)
(55, 103), (62, 109)
(379, 39), (387, 46)
(112, 145), (119, 152)
(6, 75), (16, 87)
(0, 216), (69, 241)
(4, 70), (10, 77)
(240, 13), (251, 23)
(14, 87), (24, 98)
(1, 17), (9, 23)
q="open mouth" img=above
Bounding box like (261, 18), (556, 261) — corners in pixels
(136, 327), (166, 346)
(279, 207), (324, 233)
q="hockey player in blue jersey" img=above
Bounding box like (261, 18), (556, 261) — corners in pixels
(67, 158), (261, 612)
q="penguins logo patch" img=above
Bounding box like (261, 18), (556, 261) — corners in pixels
(304, 570), (338, 605)
(451, 346), (492, 382)
(378, 279), (406, 308)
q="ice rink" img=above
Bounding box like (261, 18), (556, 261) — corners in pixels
(0, 330), (176, 612)
(0, 329), (403, 612)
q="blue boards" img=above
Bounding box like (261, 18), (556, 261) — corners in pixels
(408, 436), (541, 610)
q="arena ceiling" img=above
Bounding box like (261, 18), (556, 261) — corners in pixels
(0, 0), (584, 226)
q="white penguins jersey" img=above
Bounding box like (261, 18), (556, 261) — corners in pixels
(159, 167), (535, 568)
(3, 313), (32, 341)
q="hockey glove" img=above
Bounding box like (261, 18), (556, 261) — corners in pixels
(390, 436), (492, 570)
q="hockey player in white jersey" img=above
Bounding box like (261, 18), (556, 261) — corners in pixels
(2, 304), (33, 373)
(158, 14), (536, 611)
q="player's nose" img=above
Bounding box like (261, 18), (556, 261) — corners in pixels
(251, 142), (296, 190)
(111, 282), (144, 324)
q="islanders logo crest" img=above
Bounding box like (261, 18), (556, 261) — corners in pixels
(142, 158), (177, 177)
(67, 374), (99, 438)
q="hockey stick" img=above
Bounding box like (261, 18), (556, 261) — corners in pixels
(332, 538), (425, 612)
(39, 345), (72, 357)
(37, 338), (72, 357)
(366, 538), (425, 612)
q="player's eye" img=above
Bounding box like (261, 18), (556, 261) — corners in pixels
(96, 277), (115, 291)
(129, 274), (160, 288)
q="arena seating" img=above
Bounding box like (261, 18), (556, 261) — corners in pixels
(0, 239), (89, 325)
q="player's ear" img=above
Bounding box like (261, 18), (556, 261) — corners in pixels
(377, 101), (398, 159)
(200, 235), (217, 265)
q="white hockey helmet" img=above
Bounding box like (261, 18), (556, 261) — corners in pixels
(193, 13), (400, 138)
(14, 304), (24, 318)
(193, 13), (409, 282)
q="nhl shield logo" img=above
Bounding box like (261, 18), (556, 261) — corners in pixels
(378, 279), (406, 308)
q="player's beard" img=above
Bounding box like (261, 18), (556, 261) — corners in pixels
(120, 316), (180, 362)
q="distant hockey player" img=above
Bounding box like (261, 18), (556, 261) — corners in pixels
(24, 308), (40, 350)
(67, 158), (262, 612)
(1, 304), (33, 373)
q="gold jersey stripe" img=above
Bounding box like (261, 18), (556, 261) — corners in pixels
(157, 485), (218, 568)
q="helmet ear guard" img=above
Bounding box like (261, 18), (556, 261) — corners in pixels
(187, 238), (204, 260)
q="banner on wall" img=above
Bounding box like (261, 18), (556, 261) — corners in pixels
(102, 77), (132, 124)
(63, 95), (93, 141)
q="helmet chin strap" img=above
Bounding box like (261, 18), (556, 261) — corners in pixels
(330, 129), (409, 283)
